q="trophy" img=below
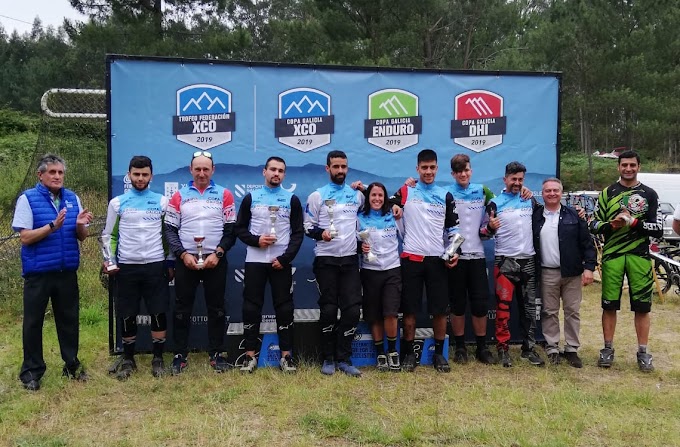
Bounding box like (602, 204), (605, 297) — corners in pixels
(194, 235), (206, 269)
(268, 206), (279, 241)
(99, 235), (118, 271)
(358, 229), (378, 263)
(441, 233), (465, 262)
(324, 199), (338, 238)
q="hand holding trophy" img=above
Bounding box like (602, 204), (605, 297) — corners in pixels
(268, 206), (279, 241)
(442, 233), (465, 262)
(194, 235), (206, 269)
(99, 235), (119, 272)
(324, 199), (339, 238)
(358, 229), (378, 263)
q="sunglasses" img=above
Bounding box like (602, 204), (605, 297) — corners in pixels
(192, 151), (213, 159)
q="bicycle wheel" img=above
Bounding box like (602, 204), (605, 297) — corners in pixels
(654, 259), (672, 295)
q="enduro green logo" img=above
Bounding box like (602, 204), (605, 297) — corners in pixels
(364, 89), (422, 152)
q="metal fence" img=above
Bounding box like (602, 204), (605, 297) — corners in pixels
(0, 89), (108, 262)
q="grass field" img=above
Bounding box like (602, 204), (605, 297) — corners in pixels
(1, 248), (680, 447)
(2, 115), (680, 446)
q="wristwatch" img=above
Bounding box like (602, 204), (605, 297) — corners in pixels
(215, 250), (224, 259)
(49, 221), (55, 230)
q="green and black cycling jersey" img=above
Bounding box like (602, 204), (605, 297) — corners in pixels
(589, 181), (663, 262)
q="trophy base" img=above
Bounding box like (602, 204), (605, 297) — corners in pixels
(106, 264), (118, 272)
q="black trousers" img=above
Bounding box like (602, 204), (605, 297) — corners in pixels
(20, 271), (80, 384)
(313, 255), (361, 362)
(242, 262), (294, 352)
(173, 259), (228, 357)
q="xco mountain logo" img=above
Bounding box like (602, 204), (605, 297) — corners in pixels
(365, 89), (422, 152)
(275, 88), (334, 152)
(172, 84), (236, 150)
(451, 90), (506, 152)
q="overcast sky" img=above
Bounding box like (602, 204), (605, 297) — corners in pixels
(0, 0), (87, 35)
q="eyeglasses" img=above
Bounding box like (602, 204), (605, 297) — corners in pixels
(192, 151), (213, 159)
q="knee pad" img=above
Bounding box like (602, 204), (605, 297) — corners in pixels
(319, 303), (339, 325)
(151, 313), (167, 332)
(242, 299), (263, 323)
(341, 303), (360, 324)
(274, 300), (294, 324)
(470, 301), (488, 318)
(121, 316), (137, 339)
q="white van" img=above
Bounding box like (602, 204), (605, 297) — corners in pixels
(637, 173), (680, 243)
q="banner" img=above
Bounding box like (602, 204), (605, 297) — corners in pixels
(107, 55), (559, 353)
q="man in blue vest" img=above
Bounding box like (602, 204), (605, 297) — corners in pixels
(12, 154), (93, 391)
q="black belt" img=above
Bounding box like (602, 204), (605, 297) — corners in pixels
(542, 266), (560, 269)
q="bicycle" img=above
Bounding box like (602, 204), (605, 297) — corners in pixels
(651, 244), (680, 295)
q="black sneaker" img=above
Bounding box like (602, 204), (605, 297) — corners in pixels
(116, 358), (137, 381)
(637, 352), (654, 373)
(63, 365), (89, 382)
(520, 348), (545, 366)
(548, 352), (561, 365)
(376, 354), (389, 372)
(402, 353), (417, 372)
(387, 351), (401, 372)
(210, 353), (231, 373)
(475, 348), (496, 365)
(597, 347), (615, 368)
(432, 354), (451, 373)
(452, 348), (468, 364)
(498, 349), (512, 368)
(151, 356), (165, 377)
(240, 355), (257, 374)
(171, 354), (188, 375)
(279, 355), (297, 373)
(562, 352), (583, 368)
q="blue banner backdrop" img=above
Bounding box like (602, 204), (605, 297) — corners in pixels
(107, 55), (560, 357)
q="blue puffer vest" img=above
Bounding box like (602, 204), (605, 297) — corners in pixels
(21, 183), (80, 276)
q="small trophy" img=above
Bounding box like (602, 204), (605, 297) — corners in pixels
(358, 229), (378, 263)
(441, 233), (465, 262)
(268, 206), (279, 241)
(324, 199), (338, 238)
(99, 235), (118, 271)
(194, 235), (205, 269)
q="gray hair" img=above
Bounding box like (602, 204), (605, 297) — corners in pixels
(542, 177), (563, 190)
(36, 154), (66, 173)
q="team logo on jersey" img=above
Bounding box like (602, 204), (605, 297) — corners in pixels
(451, 90), (506, 152)
(275, 88), (334, 152)
(621, 193), (648, 215)
(365, 89), (422, 152)
(172, 84), (236, 150)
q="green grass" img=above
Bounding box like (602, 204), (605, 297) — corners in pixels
(1, 272), (680, 446)
(2, 114), (680, 445)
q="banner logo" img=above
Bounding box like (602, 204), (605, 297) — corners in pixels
(172, 84), (236, 150)
(451, 90), (506, 152)
(365, 89), (422, 152)
(275, 88), (334, 152)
